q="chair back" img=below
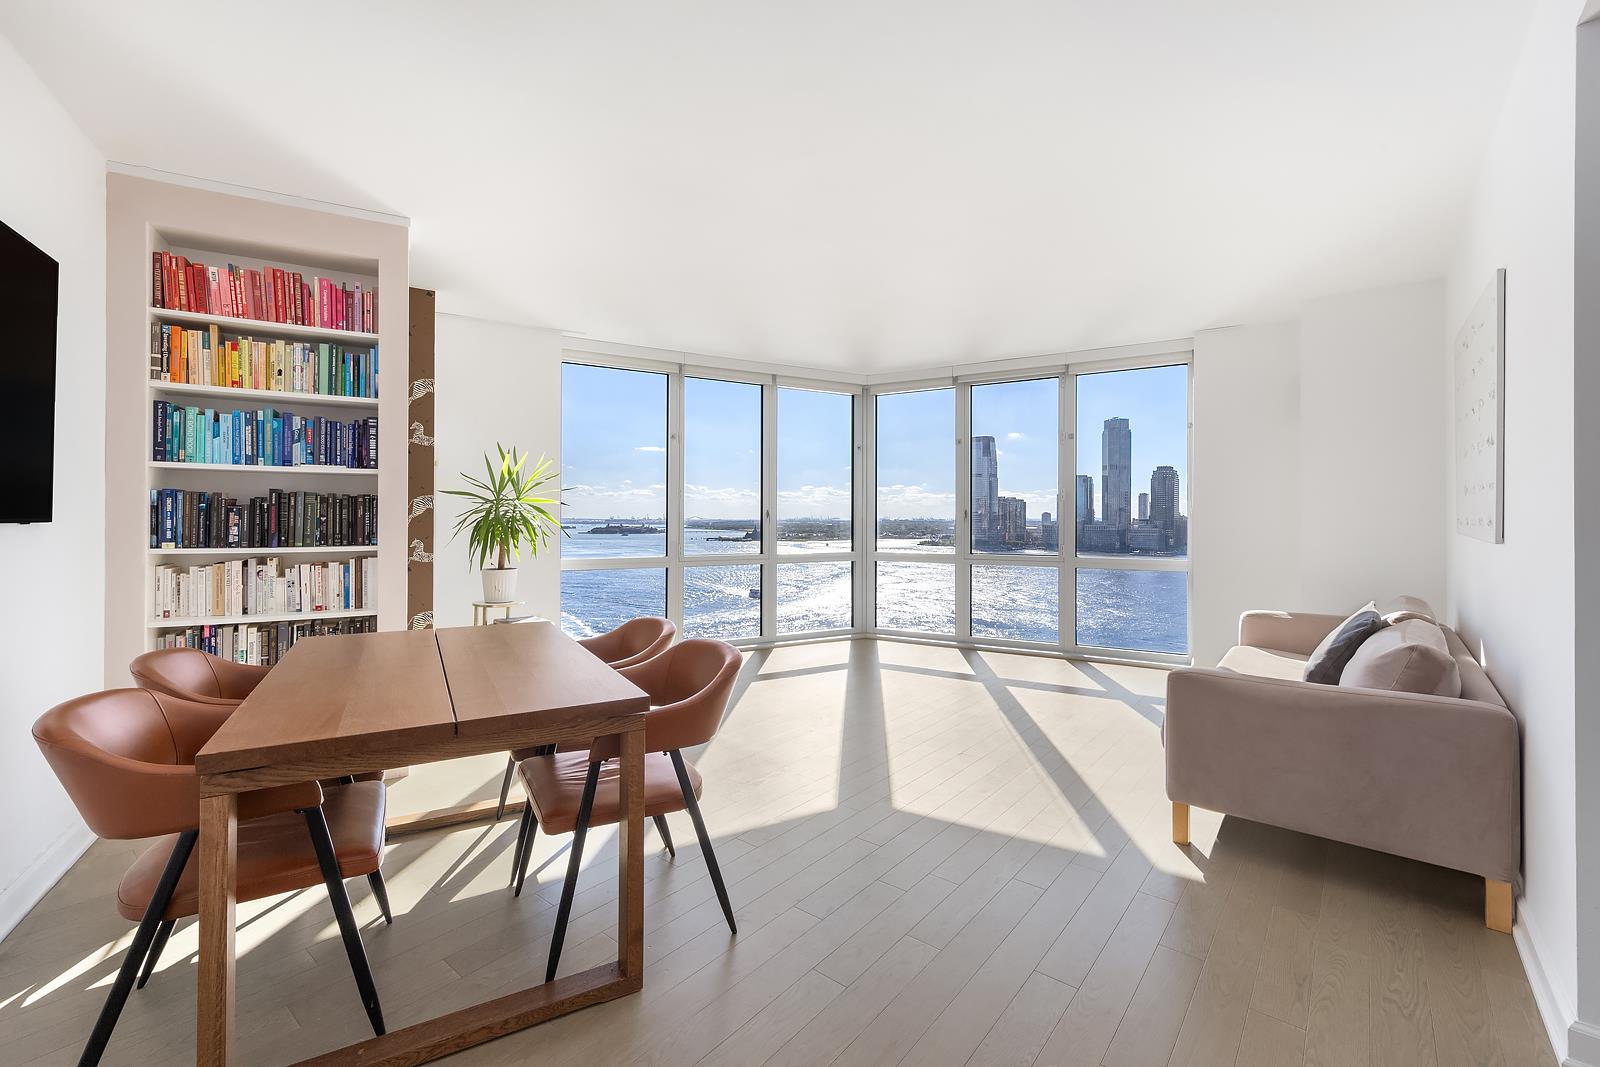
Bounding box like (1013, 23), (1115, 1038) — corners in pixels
(129, 648), (269, 704)
(33, 689), (233, 840)
(595, 639), (742, 759)
(579, 616), (676, 669)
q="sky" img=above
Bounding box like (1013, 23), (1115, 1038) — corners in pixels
(560, 362), (1188, 522)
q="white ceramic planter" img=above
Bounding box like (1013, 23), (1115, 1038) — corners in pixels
(481, 567), (519, 604)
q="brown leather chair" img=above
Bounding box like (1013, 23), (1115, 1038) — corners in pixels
(33, 688), (391, 1065)
(128, 647), (270, 706)
(509, 638), (741, 981)
(492, 616), (677, 820)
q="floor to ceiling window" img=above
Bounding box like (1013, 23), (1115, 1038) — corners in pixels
(560, 359), (859, 643)
(1071, 363), (1190, 654)
(558, 363), (669, 638)
(559, 351), (1189, 659)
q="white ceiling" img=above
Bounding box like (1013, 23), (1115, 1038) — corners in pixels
(1, 1), (1533, 372)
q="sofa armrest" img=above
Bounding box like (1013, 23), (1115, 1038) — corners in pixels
(1165, 667), (1520, 882)
(1237, 610), (1347, 655)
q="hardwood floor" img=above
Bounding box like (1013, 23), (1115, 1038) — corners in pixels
(0, 639), (1557, 1065)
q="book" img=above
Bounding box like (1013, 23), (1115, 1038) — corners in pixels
(152, 250), (377, 332)
(153, 615), (376, 666)
(152, 555), (375, 621)
(150, 401), (378, 469)
(148, 325), (379, 398)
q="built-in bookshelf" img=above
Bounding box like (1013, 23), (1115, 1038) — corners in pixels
(107, 174), (408, 676)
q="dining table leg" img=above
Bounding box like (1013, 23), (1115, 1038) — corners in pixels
(616, 725), (645, 982)
(197, 792), (238, 1066)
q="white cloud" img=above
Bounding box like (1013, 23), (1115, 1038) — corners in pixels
(634, 445), (666, 453)
(1006, 432), (1025, 440)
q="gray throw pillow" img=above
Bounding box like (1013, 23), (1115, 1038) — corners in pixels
(1302, 602), (1383, 685)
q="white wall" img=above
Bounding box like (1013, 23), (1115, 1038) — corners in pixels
(1188, 282), (1447, 666)
(1299, 280), (1447, 612)
(1190, 321), (1301, 665)
(1442, 0), (1582, 1058)
(432, 314), (564, 627)
(0, 34), (106, 937)
(1578, 11), (1600, 1065)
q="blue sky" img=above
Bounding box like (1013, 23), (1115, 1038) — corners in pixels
(561, 362), (1187, 521)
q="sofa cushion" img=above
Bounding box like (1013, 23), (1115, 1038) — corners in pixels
(1340, 618), (1462, 697)
(1302, 602), (1383, 685)
(1218, 644), (1309, 682)
(1381, 594), (1437, 625)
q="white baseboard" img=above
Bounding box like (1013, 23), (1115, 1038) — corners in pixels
(0, 823), (94, 942)
(1512, 905), (1584, 1065)
(1569, 1020), (1600, 1067)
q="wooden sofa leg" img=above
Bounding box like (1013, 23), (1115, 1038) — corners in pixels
(1485, 879), (1513, 933)
(1172, 802), (1190, 846)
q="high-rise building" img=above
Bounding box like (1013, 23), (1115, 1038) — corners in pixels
(1041, 511), (1059, 551)
(1101, 417), (1132, 529)
(1138, 492), (1149, 522)
(971, 436), (999, 545)
(998, 496), (1027, 545)
(1150, 465), (1180, 533)
(1075, 474), (1095, 526)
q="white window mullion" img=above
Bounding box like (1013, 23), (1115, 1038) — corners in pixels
(856, 387), (872, 632)
(760, 378), (778, 637)
(954, 383), (972, 638)
(666, 370), (685, 627)
(1060, 371), (1076, 653)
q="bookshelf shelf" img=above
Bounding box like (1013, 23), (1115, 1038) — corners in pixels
(148, 607), (378, 630)
(149, 461), (378, 477)
(150, 305), (379, 345)
(151, 381), (379, 410)
(149, 545), (380, 559)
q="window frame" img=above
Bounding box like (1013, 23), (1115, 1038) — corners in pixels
(559, 353), (863, 647)
(559, 345), (1192, 665)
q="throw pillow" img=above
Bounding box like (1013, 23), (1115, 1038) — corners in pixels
(1339, 618), (1462, 697)
(1302, 602), (1383, 685)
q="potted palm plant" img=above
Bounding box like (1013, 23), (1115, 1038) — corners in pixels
(444, 444), (563, 604)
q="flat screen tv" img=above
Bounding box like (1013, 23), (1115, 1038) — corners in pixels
(0, 219), (58, 523)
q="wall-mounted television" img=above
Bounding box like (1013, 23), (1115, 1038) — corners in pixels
(0, 219), (58, 523)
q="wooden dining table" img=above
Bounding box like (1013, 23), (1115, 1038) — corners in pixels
(193, 622), (650, 1066)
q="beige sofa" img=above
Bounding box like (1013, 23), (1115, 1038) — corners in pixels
(1165, 606), (1520, 931)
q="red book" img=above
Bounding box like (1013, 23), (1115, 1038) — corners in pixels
(151, 252), (164, 308)
(343, 286), (353, 331)
(249, 270), (266, 320)
(318, 278), (330, 328)
(291, 272), (304, 325)
(175, 257), (190, 311)
(189, 263), (207, 313)
(271, 269), (287, 323)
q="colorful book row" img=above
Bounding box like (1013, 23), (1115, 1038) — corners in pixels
(151, 401), (377, 469)
(153, 555), (374, 621)
(150, 323), (377, 398)
(150, 488), (377, 550)
(154, 616), (377, 666)
(153, 251), (377, 332)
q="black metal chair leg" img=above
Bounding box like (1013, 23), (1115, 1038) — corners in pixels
(495, 754), (516, 821)
(366, 871), (393, 925)
(302, 808), (385, 1036)
(514, 807), (540, 897)
(546, 760), (601, 983)
(671, 750), (736, 935)
(81, 830), (196, 1066)
(653, 814), (676, 858)
(509, 804), (534, 887)
(134, 919), (176, 990)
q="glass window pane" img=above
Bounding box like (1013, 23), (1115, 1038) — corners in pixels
(1075, 568), (1188, 654)
(684, 564), (761, 638)
(875, 389), (955, 552)
(561, 364), (667, 558)
(875, 561), (955, 633)
(778, 562), (852, 633)
(559, 568), (666, 639)
(1074, 364), (1188, 558)
(972, 565), (1059, 643)
(970, 378), (1059, 555)
(684, 377), (762, 555)
(778, 388), (852, 552)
